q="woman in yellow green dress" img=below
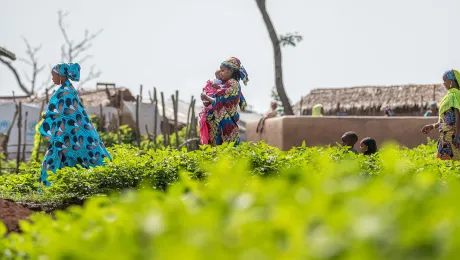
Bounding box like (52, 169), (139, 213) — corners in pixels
(422, 69), (460, 160)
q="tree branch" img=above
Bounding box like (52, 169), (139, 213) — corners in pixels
(58, 10), (71, 46)
(0, 57), (32, 96)
(78, 65), (101, 87)
(280, 32), (303, 47)
(19, 37), (45, 94)
(57, 10), (103, 85)
(0, 47), (16, 60)
(255, 0), (294, 115)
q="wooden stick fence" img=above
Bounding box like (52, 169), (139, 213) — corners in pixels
(0, 87), (201, 174)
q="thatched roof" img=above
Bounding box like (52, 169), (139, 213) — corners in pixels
(293, 84), (446, 113)
(78, 87), (135, 107)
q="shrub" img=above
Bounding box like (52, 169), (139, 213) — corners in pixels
(1, 143), (460, 259)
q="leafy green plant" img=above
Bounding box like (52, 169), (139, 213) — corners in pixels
(2, 142), (460, 259)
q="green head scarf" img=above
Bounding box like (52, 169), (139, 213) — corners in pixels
(439, 69), (460, 118)
(312, 104), (323, 117)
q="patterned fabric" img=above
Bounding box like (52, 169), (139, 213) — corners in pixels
(221, 57), (249, 86)
(205, 79), (246, 146)
(39, 79), (112, 186)
(199, 80), (219, 145)
(437, 109), (460, 160)
(199, 80), (247, 145)
(53, 63), (81, 81)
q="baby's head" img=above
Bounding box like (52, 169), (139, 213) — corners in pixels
(215, 70), (222, 80)
(342, 131), (358, 147)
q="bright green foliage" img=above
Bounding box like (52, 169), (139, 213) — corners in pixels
(2, 142), (460, 259)
(1, 141), (460, 204)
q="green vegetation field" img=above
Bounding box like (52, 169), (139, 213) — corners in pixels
(1, 131), (460, 259)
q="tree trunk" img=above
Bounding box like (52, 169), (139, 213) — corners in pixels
(255, 0), (294, 115)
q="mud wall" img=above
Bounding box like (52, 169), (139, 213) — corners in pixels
(246, 116), (440, 151)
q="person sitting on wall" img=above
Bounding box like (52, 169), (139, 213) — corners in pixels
(341, 131), (359, 154)
(384, 106), (395, 116)
(312, 104), (324, 116)
(256, 101), (278, 133)
(424, 101), (438, 117)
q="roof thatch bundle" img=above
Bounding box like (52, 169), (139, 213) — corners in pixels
(293, 84), (446, 116)
(78, 87), (135, 107)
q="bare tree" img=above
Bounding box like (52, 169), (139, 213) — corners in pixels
(18, 37), (46, 95)
(58, 10), (103, 87)
(255, 0), (303, 116)
(1, 10), (103, 96)
(0, 41), (46, 97)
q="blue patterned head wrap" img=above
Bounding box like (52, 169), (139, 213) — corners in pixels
(52, 63), (81, 82)
(221, 57), (249, 86)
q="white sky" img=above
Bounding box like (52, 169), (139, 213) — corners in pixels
(1, 0), (459, 113)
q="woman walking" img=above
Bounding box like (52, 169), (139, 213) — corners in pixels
(39, 63), (112, 186)
(421, 69), (460, 160)
(201, 57), (248, 146)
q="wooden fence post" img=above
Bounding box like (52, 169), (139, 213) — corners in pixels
(160, 92), (168, 147)
(22, 111), (28, 162)
(118, 90), (124, 126)
(153, 87), (158, 148)
(190, 99), (198, 150)
(16, 102), (22, 173)
(139, 85), (143, 102)
(185, 96), (194, 149)
(171, 90), (179, 148)
(135, 95), (141, 148)
(116, 108), (122, 145)
(99, 104), (105, 132)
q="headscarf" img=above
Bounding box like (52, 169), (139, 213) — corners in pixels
(312, 104), (323, 117)
(221, 57), (249, 86)
(52, 63), (81, 82)
(439, 69), (460, 117)
(444, 69), (459, 82)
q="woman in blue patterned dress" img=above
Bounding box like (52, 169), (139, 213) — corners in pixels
(421, 69), (460, 160)
(39, 63), (112, 186)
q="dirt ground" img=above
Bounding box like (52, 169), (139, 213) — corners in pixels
(0, 199), (32, 234)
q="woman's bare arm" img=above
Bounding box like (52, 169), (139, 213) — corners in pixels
(455, 108), (460, 138)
